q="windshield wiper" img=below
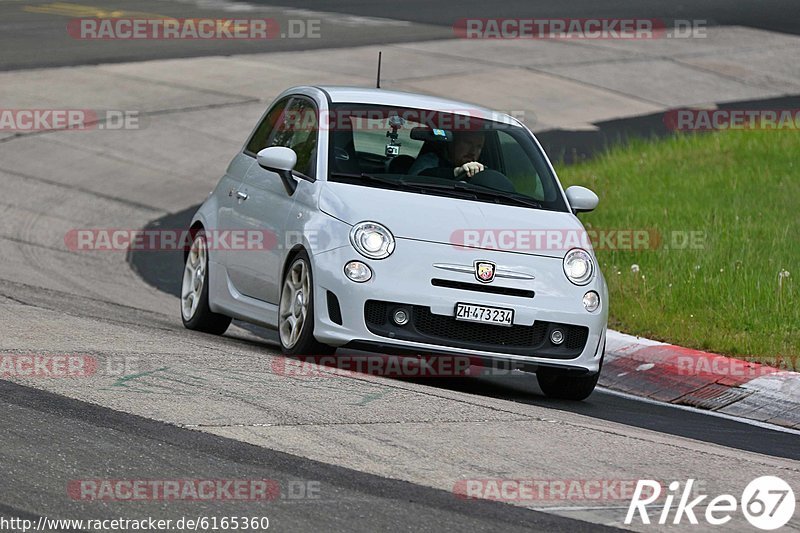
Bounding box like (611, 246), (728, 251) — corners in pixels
(330, 172), (438, 194)
(329, 172), (478, 199)
(329, 172), (545, 208)
(471, 188), (544, 209)
(407, 181), (545, 209)
(330, 172), (404, 188)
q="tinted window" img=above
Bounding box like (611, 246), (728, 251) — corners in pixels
(498, 131), (546, 200)
(245, 97), (290, 156)
(269, 98), (318, 177)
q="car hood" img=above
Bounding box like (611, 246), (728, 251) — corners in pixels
(319, 182), (589, 259)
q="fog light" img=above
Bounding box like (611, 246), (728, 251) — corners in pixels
(344, 261), (372, 283)
(393, 308), (409, 326)
(583, 291), (600, 312)
(550, 329), (564, 345)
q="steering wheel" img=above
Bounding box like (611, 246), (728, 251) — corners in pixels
(465, 168), (517, 193)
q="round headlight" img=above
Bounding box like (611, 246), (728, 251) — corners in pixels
(563, 248), (594, 285)
(583, 291), (600, 312)
(350, 221), (395, 259)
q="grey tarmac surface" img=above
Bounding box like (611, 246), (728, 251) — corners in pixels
(0, 380), (609, 532)
(1, 276), (798, 531)
(0, 0), (447, 71)
(241, 0), (800, 36)
(2, 0), (798, 71)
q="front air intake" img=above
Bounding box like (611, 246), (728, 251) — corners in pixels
(326, 291), (343, 325)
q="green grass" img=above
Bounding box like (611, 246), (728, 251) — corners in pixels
(556, 130), (799, 364)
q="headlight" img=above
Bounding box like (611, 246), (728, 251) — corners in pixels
(563, 248), (594, 285)
(350, 221), (395, 259)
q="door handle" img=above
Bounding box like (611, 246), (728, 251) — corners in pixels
(236, 190), (249, 201)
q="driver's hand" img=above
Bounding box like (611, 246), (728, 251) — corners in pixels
(454, 161), (485, 179)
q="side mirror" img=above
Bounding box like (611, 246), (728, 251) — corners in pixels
(257, 147), (297, 195)
(565, 186), (599, 214)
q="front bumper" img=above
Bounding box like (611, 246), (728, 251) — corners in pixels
(311, 239), (608, 373)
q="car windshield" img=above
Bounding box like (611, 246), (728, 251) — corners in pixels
(326, 103), (568, 212)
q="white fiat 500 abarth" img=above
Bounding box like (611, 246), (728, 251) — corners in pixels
(181, 86), (608, 400)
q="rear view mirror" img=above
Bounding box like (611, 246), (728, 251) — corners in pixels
(257, 146), (298, 195)
(410, 127), (452, 142)
(565, 186), (599, 213)
(257, 146), (296, 172)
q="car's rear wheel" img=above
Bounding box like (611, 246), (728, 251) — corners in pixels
(279, 251), (335, 356)
(181, 232), (232, 335)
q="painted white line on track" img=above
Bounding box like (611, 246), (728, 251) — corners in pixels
(527, 505), (631, 512)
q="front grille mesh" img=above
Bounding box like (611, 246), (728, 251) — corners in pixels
(412, 305), (547, 347)
(363, 300), (589, 356)
(364, 300), (388, 326)
(565, 326), (589, 350)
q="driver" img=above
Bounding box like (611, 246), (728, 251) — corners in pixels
(409, 130), (486, 179)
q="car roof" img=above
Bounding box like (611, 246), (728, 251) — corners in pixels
(303, 85), (521, 125)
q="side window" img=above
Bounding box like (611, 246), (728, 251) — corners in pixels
(269, 98), (318, 177)
(498, 131), (545, 199)
(245, 98), (290, 156)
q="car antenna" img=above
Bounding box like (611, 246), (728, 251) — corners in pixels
(376, 51), (382, 89)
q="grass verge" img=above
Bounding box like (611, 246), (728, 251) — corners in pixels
(556, 129), (799, 363)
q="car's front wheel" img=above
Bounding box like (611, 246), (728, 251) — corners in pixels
(278, 251), (335, 356)
(536, 368), (599, 401)
(181, 232), (232, 335)
(537, 344), (604, 401)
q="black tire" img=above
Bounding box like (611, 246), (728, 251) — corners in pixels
(181, 232), (232, 335)
(536, 369), (599, 401)
(537, 343), (604, 401)
(279, 250), (336, 356)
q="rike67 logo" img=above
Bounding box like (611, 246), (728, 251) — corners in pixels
(626, 476), (795, 530)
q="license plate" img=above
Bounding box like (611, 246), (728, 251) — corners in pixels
(454, 303), (514, 326)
